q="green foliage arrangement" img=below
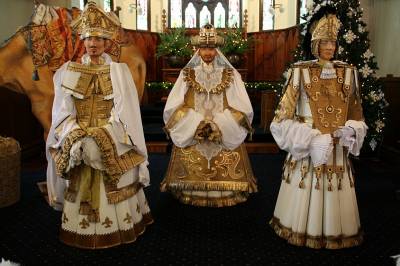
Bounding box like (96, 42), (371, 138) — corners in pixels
(156, 27), (192, 58)
(220, 27), (252, 55)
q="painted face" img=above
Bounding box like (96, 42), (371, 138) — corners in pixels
(318, 40), (336, 61)
(84, 36), (106, 58)
(199, 47), (217, 64)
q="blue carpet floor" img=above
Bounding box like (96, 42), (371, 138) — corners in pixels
(0, 153), (399, 265)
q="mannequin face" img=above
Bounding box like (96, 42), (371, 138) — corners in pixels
(84, 36), (106, 62)
(318, 40), (336, 61)
(199, 47), (217, 64)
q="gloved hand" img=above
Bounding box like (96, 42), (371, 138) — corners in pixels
(81, 137), (104, 170)
(333, 126), (356, 149)
(66, 140), (82, 172)
(309, 134), (333, 167)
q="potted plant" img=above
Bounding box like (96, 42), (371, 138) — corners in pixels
(220, 27), (252, 67)
(156, 27), (193, 68)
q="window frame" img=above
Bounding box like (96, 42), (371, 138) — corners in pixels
(168, 0), (242, 29)
(259, 0), (305, 31)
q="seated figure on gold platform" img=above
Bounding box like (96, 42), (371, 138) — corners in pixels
(161, 24), (257, 207)
(269, 8), (368, 249)
(45, 3), (152, 249)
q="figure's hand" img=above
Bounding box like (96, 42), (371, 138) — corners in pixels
(206, 120), (222, 143)
(194, 120), (221, 143)
(81, 137), (104, 170)
(67, 140), (82, 171)
(310, 134), (333, 167)
(333, 126), (356, 149)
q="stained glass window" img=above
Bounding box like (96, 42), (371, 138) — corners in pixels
(136, 0), (148, 30)
(185, 3), (196, 28)
(228, 0), (239, 27)
(170, 0), (183, 28)
(170, 0), (240, 28)
(200, 6), (211, 27)
(214, 2), (225, 28)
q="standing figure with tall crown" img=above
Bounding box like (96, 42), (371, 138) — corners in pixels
(161, 24), (257, 207)
(46, 2), (152, 249)
(269, 8), (368, 249)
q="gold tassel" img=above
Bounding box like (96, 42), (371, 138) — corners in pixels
(314, 166), (323, 190)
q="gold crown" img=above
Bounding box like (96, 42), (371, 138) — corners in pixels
(191, 24), (224, 48)
(71, 2), (120, 39)
(311, 14), (340, 41)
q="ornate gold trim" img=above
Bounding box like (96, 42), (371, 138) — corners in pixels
(228, 107), (253, 133)
(165, 180), (251, 192)
(173, 191), (249, 207)
(269, 217), (363, 249)
(51, 128), (87, 177)
(87, 127), (146, 185)
(106, 182), (143, 204)
(68, 62), (111, 74)
(183, 67), (233, 95)
(60, 213), (153, 249)
(164, 105), (191, 133)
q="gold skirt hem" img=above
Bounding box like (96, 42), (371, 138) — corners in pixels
(172, 191), (249, 207)
(269, 217), (363, 249)
(60, 213), (154, 249)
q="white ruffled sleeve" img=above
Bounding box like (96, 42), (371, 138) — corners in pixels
(213, 109), (247, 150)
(270, 120), (321, 160)
(344, 120), (368, 156)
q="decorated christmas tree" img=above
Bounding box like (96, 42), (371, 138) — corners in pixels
(290, 0), (388, 154)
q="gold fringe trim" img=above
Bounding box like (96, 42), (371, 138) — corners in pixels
(162, 180), (251, 192)
(183, 67), (233, 95)
(87, 127), (146, 185)
(52, 128), (87, 177)
(269, 217), (363, 249)
(173, 191), (249, 207)
(106, 182), (143, 204)
(60, 213), (153, 249)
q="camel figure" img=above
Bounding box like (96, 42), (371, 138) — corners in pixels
(0, 3), (146, 139)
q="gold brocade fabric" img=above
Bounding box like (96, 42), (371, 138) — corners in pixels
(53, 63), (146, 222)
(161, 144), (257, 206)
(182, 67), (233, 94)
(165, 83), (252, 134)
(272, 71), (299, 123)
(304, 67), (349, 134)
(269, 217), (363, 249)
(273, 64), (364, 132)
(66, 62), (114, 128)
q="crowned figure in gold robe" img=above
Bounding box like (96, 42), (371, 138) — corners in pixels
(269, 9), (367, 249)
(46, 2), (152, 249)
(161, 24), (257, 207)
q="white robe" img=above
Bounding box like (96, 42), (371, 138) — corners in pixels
(46, 53), (149, 210)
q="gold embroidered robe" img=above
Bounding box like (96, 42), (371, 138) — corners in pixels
(161, 66), (257, 207)
(269, 60), (367, 249)
(47, 57), (152, 249)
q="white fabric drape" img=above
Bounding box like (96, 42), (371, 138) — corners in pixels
(46, 54), (149, 210)
(163, 49), (253, 151)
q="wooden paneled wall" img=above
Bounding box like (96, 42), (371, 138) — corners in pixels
(248, 26), (299, 81)
(124, 26), (300, 82)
